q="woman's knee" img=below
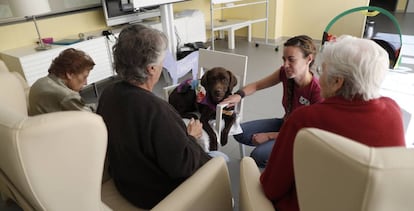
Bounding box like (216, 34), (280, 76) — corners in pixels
(249, 141), (275, 168)
(250, 151), (268, 168)
(233, 133), (254, 146)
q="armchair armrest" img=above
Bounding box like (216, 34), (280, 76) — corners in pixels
(215, 100), (243, 141)
(239, 157), (274, 211)
(152, 157), (233, 211)
(215, 103), (227, 133)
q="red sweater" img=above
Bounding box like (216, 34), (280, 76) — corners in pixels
(260, 96), (405, 211)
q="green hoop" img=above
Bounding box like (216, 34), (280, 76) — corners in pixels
(321, 6), (402, 69)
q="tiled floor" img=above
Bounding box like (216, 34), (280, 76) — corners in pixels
(2, 12), (414, 211)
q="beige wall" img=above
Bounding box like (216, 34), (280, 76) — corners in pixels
(174, 0), (212, 19)
(0, 9), (107, 52)
(0, 0), (370, 52)
(396, 0), (408, 12)
(213, 0), (369, 41)
(281, 0), (369, 39)
(218, 0), (276, 40)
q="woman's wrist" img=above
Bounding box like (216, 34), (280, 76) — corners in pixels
(235, 89), (246, 98)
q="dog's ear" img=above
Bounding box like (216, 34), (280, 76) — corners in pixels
(201, 70), (209, 88)
(227, 70), (238, 92)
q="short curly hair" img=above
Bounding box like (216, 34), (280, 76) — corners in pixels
(48, 48), (95, 77)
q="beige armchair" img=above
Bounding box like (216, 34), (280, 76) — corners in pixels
(239, 157), (274, 211)
(0, 65), (111, 211)
(294, 128), (414, 211)
(0, 61), (234, 211)
(240, 127), (414, 211)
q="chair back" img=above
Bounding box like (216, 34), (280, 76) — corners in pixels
(0, 60), (9, 73)
(198, 48), (248, 94)
(0, 66), (28, 115)
(294, 128), (414, 211)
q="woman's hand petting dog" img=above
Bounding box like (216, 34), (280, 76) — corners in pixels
(252, 132), (279, 145)
(187, 118), (203, 139)
(220, 93), (242, 108)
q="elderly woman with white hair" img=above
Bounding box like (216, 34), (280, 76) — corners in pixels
(260, 35), (406, 211)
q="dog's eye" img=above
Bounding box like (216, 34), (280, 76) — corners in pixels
(218, 77), (228, 82)
(210, 76), (227, 81)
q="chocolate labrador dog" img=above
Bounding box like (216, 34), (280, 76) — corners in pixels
(169, 67), (237, 151)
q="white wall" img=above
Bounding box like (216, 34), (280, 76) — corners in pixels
(407, 0), (414, 12)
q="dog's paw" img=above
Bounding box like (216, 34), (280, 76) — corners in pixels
(220, 133), (229, 146)
(209, 137), (219, 151)
(222, 110), (234, 116)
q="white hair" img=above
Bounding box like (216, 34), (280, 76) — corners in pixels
(320, 35), (389, 100)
